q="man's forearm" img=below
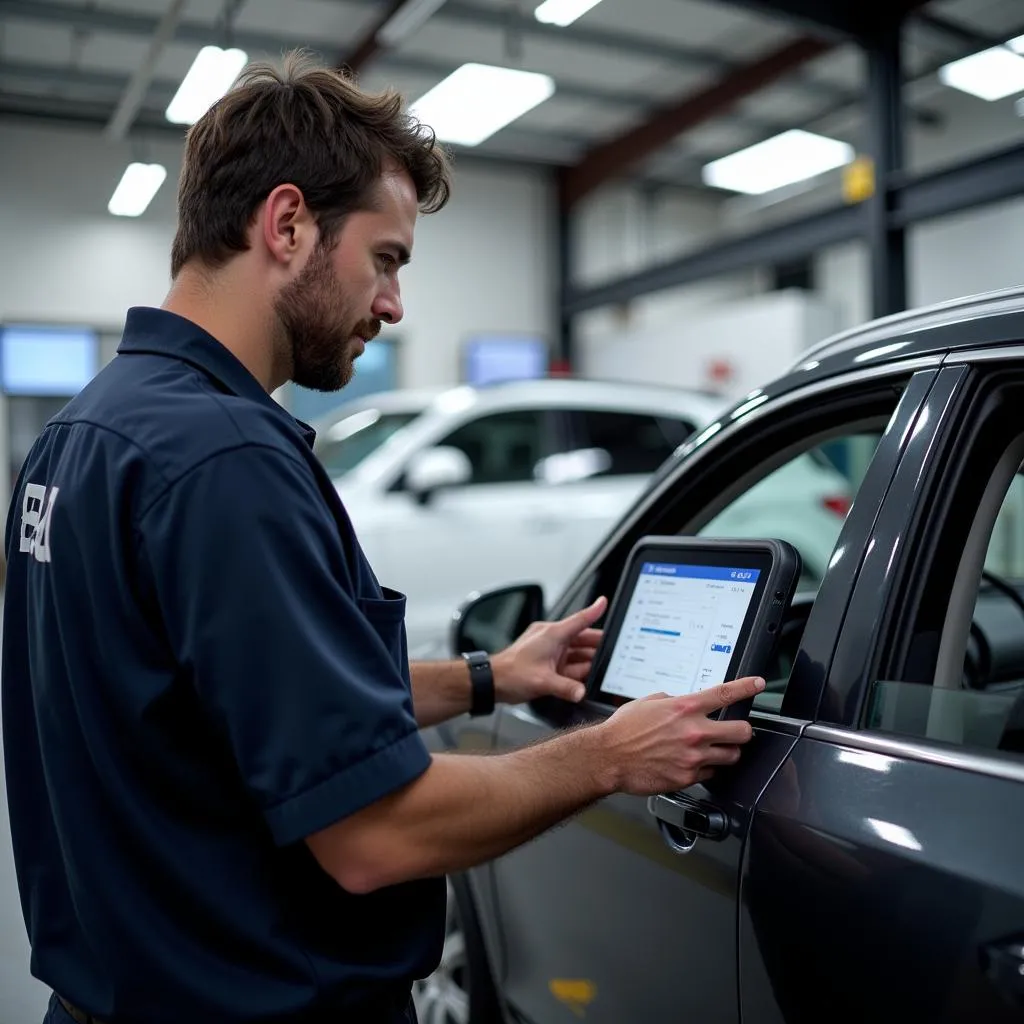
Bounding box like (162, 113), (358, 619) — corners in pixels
(409, 659), (473, 728)
(308, 724), (617, 893)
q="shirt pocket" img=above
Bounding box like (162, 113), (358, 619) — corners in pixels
(357, 587), (410, 681)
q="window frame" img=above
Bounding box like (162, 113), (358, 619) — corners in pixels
(850, 356), (1024, 761)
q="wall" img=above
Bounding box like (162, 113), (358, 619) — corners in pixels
(0, 121), (556, 387)
(579, 286), (838, 398)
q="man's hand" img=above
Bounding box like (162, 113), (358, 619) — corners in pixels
(491, 596), (608, 705)
(597, 677), (766, 795)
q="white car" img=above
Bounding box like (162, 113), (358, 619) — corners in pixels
(313, 379), (854, 657)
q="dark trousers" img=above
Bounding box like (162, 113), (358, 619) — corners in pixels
(44, 992), (418, 1023)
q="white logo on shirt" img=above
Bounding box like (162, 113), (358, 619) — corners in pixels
(19, 482), (58, 564)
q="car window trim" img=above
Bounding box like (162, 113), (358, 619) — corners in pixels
(805, 723), (1024, 786)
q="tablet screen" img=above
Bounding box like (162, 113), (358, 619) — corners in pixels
(599, 561), (761, 701)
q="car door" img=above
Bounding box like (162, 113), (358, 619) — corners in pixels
(373, 407), (571, 657)
(487, 365), (942, 1024)
(742, 357), (1024, 1024)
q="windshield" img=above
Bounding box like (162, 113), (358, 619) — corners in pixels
(314, 410), (420, 478)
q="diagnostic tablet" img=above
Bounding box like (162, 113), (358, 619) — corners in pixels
(586, 537), (801, 719)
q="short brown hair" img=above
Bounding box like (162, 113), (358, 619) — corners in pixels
(170, 49), (452, 278)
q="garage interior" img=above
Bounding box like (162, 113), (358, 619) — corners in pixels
(2, 0), (1024, 1018)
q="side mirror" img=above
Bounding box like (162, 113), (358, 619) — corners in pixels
(404, 446), (472, 505)
(450, 583), (545, 656)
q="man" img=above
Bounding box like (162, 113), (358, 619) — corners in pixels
(2, 52), (764, 1024)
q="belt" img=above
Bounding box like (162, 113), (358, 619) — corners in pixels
(58, 996), (109, 1024)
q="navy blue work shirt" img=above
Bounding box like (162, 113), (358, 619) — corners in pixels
(2, 307), (444, 1023)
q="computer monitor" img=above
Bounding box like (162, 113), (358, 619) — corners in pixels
(463, 334), (547, 386)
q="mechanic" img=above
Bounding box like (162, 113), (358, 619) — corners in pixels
(2, 51), (765, 1024)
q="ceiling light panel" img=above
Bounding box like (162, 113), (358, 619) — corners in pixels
(938, 42), (1024, 101)
(701, 129), (854, 195)
(409, 63), (555, 146)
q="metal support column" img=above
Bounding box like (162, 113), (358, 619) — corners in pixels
(554, 172), (575, 373)
(865, 20), (908, 318)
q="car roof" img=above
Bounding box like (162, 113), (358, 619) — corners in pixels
(312, 377), (726, 434)
(784, 284), (1024, 382)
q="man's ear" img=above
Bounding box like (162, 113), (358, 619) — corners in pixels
(261, 184), (316, 266)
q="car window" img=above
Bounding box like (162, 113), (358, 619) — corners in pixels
(698, 434), (880, 590)
(436, 410), (546, 485)
(313, 410), (419, 478)
(550, 380), (908, 719)
(865, 398), (1024, 757)
(569, 410), (695, 476)
(683, 432), (881, 711)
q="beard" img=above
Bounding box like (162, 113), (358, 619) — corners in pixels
(273, 242), (380, 392)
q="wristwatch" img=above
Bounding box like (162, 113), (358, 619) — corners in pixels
(462, 650), (495, 717)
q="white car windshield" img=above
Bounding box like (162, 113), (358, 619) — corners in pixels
(314, 410), (420, 478)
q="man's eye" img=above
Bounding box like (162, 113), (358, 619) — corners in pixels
(379, 254), (396, 269)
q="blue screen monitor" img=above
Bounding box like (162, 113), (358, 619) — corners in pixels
(464, 335), (547, 386)
(2, 324), (99, 396)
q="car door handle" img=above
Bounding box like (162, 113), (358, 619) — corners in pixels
(981, 936), (1024, 1007)
(647, 794), (729, 849)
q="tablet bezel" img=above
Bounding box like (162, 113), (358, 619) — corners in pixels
(585, 538), (781, 710)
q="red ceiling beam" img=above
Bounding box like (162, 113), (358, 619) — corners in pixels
(559, 34), (835, 208)
(338, 0), (407, 77)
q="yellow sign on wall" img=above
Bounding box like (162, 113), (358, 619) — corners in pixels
(843, 155), (876, 204)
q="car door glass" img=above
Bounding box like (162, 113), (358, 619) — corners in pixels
(866, 436), (1024, 756)
(698, 433), (880, 590)
(436, 410), (545, 485)
(685, 432), (882, 711)
(570, 411), (694, 476)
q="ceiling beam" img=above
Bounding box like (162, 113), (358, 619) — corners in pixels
(0, 89), (585, 173)
(913, 11), (1002, 51)
(338, 0), (939, 126)
(0, 59), (593, 149)
(338, 0), (405, 77)
(706, 0), (930, 41)
(658, 11), (1024, 183)
(560, 35), (833, 207)
(104, 0), (188, 140)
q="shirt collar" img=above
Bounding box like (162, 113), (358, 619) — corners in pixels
(117, 306), (316, 446)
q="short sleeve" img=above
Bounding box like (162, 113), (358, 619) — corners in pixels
(138, 444), (431, 847)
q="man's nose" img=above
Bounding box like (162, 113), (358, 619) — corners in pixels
(372, 284), (403, 326)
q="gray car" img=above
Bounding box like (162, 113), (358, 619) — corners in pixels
(417, 285), (1024, 1024)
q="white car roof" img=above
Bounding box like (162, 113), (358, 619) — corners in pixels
(315, 377), (726, 434)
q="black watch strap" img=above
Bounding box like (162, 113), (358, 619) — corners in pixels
(463, 650), (495, 717)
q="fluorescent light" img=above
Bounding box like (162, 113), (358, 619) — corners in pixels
(108, 163), (167, 217)
(702, 129), (854, 195)
(534, 0), (603, 27)
(166, 45), (248, 125)
(938, 43), (1024, 101)
(377, 0), (449, 45)
(408, 63), (555, 146)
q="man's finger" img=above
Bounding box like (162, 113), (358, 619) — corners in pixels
(698, 744), (744, 767)
(553, 596), (607, 639)
(702, 719), (755, 745)
(561, 661), (592, 683)
(551, 676), (588, 702)
(682, 677), (765, 715)
(567, 628), (603, 649)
